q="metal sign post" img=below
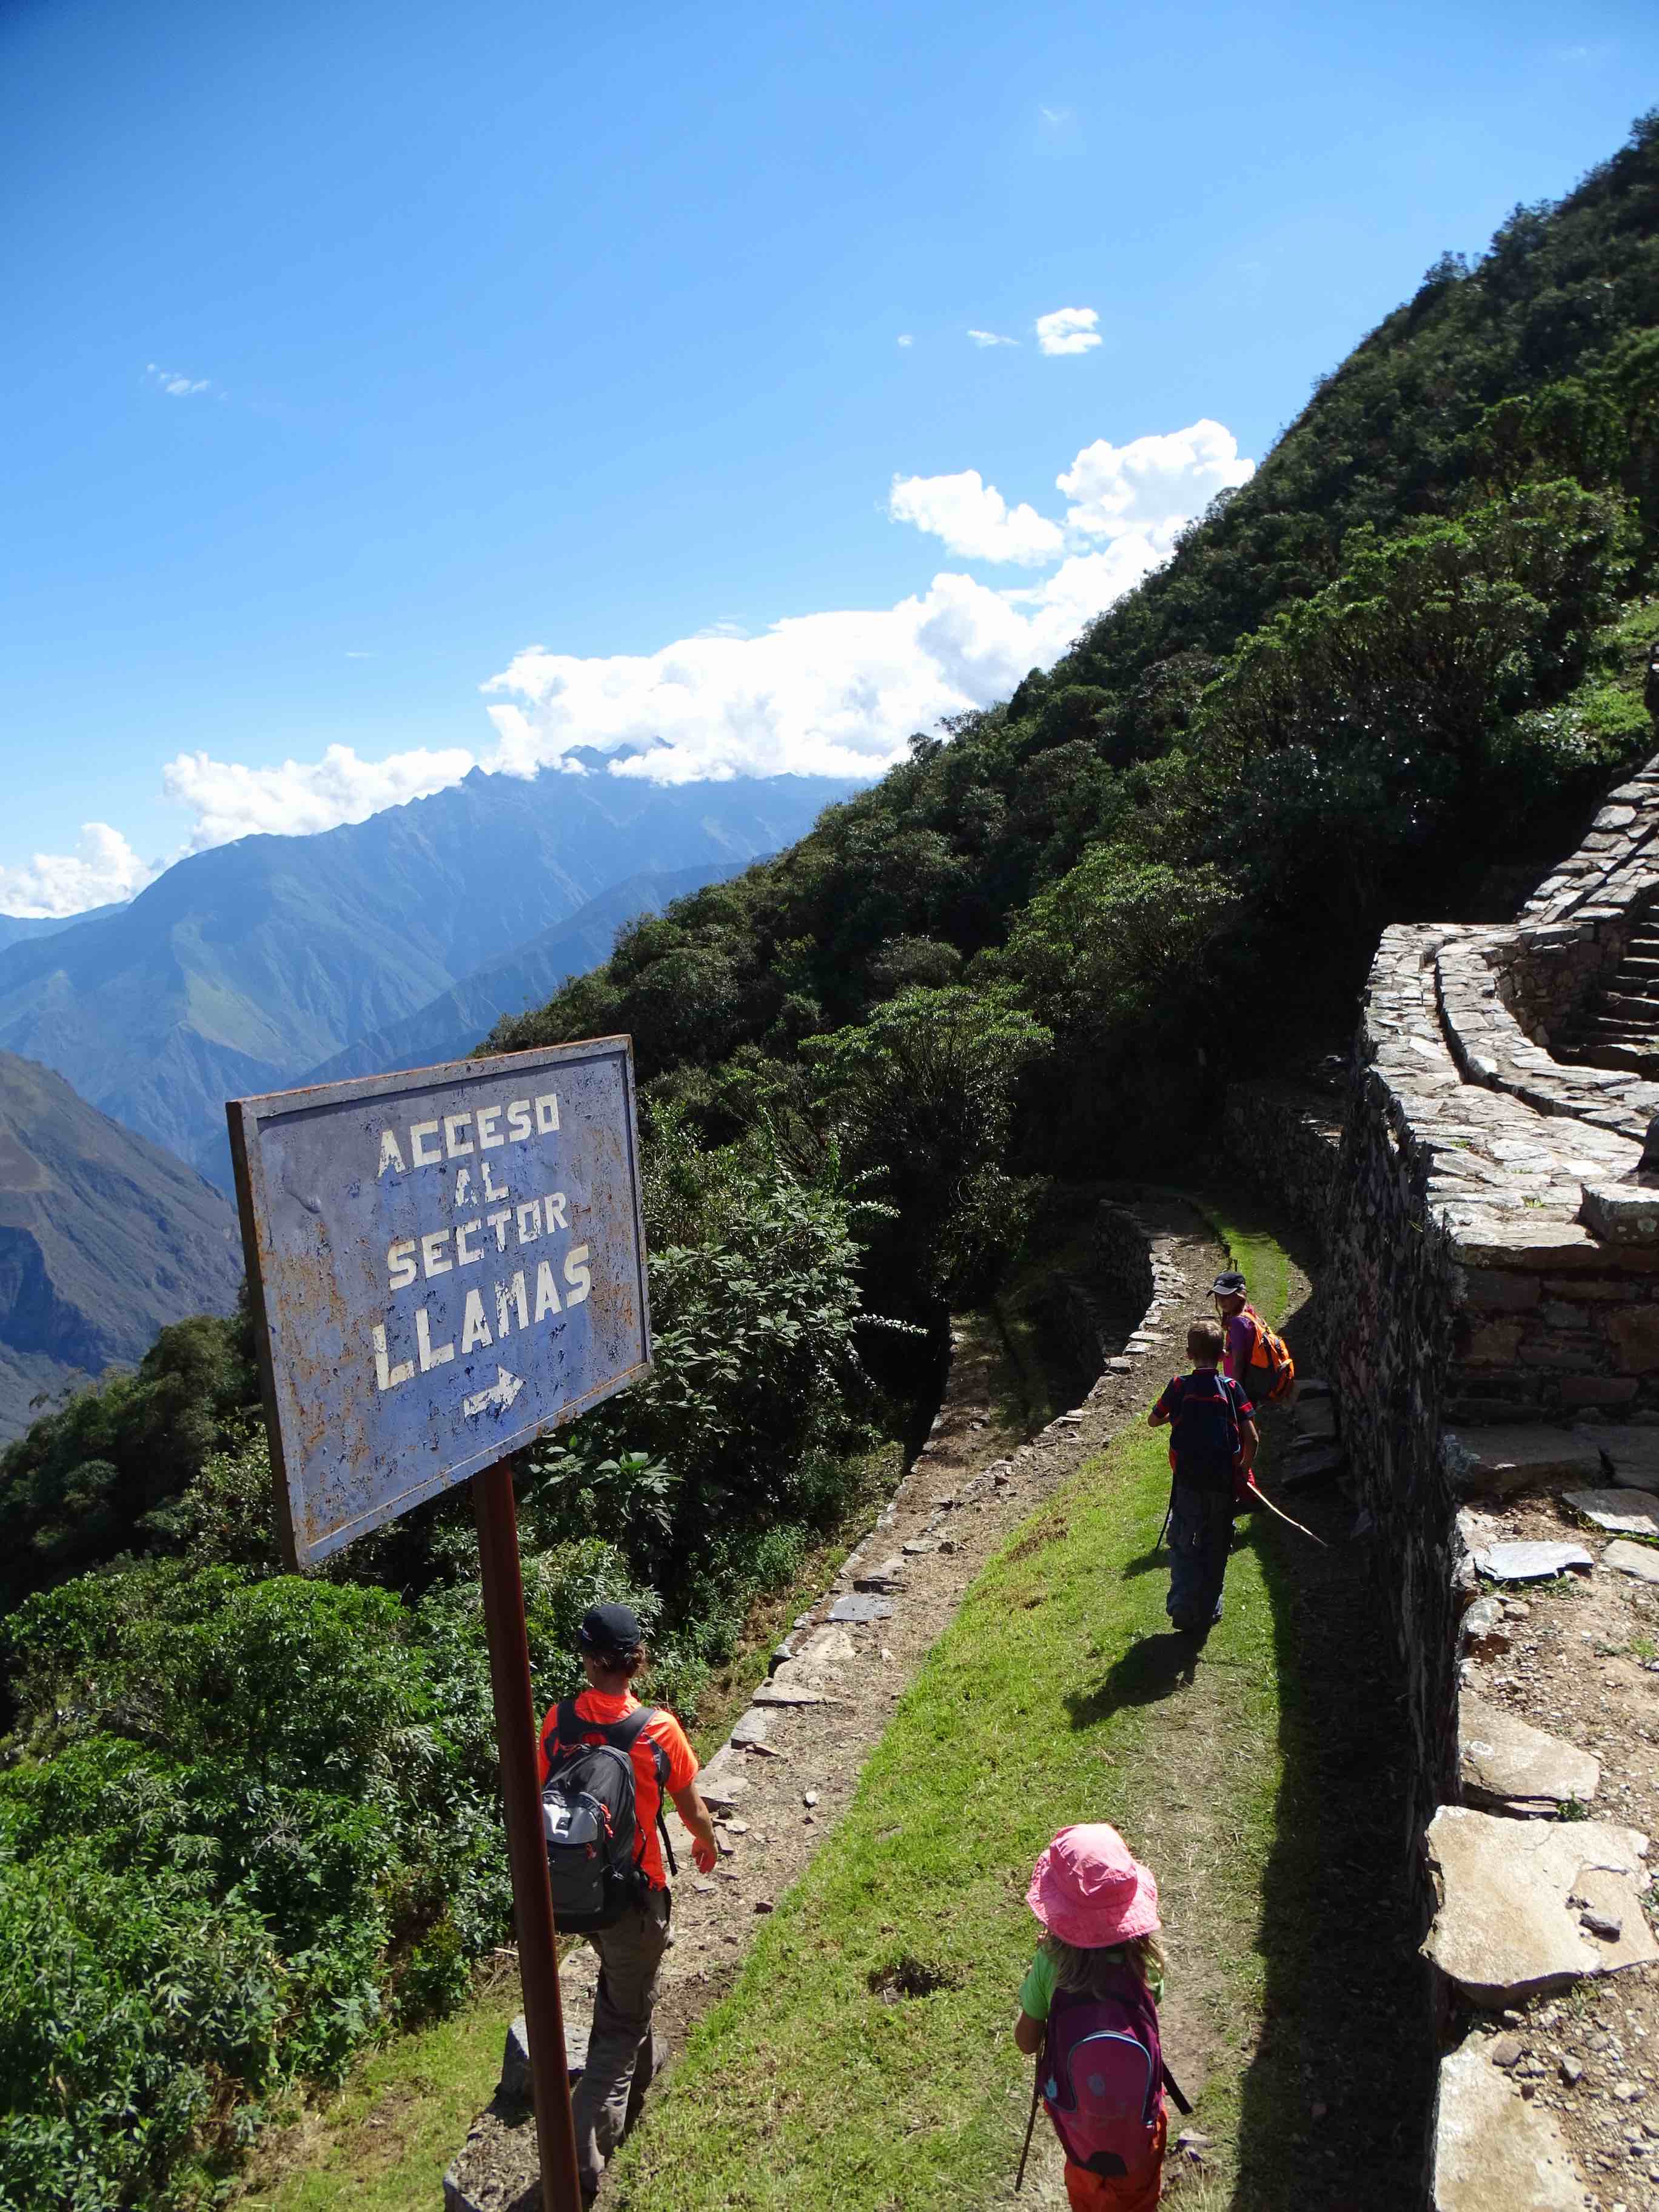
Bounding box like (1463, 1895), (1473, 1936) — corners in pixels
(227, 1036), (653, 2212)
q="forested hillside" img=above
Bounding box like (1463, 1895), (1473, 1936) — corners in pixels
(3, 112), (1658, 2212)
(494, 110), (1659, 1304)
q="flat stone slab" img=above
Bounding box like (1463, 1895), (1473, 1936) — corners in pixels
(1564, 1486), (1659, 1536)
(1445, 1427), (1603, 1498)
(752, 1677), (827, 1705)
(1474, 1541), (1594, 1581)
(1604, 1538), (1659, 1584)
(854, 1556), (908, 1593)
(1279, 1444), (1345, 1490)
(729, 1706), (772, 1747)
(697, 1768), (751, 1809)
(1578, 1425), (1659, 1488)
(1423, 1806), (1656, 2005)
(1581, 1181), (1659, 1244)
(1292, 1398), (1337, 1439)
(1459, 1694), (1601, 1815)
(1432, 2041), (1584, 2211)
(828, 1594), (894, 1624)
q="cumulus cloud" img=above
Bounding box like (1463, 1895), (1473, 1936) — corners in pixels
(1057, 418), (1254, 549)
(146, 362), (211, 397)
(1035, 307), (1101, 357)
(44, 414), (1252, 871)
(968, 329), (1017, 348)
(897, 333), (914, 347)
(887, 469), (1065, 566)
(162, 742), (477, 848)
(477, 571), (1079, 789)
(0, 823), (156, 918)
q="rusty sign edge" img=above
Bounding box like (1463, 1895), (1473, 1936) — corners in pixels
(227, 1034), (653, 1572)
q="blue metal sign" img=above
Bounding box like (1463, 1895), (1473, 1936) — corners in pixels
(227, 1037), (651, 1569)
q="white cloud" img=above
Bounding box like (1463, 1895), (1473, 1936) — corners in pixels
(888, 469), (1065, 566)
(968, 329), (1018, 348)
(897, 333), (914, 347)
(162, 742), (477, 848)
(52, 415), (1252, 870)
(146, 362), (211, 397)
(1035, 307), (1101, 357)
(1057, 418), (1254, 549)
(0, 823), (156, 918)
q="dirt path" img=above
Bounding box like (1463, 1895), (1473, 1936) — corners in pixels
(454, 1187), (1433, 2212)
(448, 1190), (1228, 2206)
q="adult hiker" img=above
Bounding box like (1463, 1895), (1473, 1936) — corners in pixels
(1210, 1269), (1294, 1410)
(1148, 1319), (1257, 1641)
(1012, 1823), (1175, 2210)
(538, 1603), (719, 2204)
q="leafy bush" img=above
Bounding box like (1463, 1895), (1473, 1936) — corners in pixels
(520, 1112), (891, 1583)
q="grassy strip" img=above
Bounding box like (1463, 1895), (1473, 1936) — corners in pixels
(224, 1987), (514, 2212)
(604, 1413), (1285, 2210)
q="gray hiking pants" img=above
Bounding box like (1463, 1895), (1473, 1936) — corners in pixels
(572, 1888), (671, 2196)
(1165, 1480), (1235, 1634)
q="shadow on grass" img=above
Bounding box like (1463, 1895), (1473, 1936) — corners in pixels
(1064, 1631), (1202, 1723)
(1221, 1255), (1435, 2212)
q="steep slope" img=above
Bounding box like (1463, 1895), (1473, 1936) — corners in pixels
(0, 769), (855, 1187)
(0, 1052), (241, 1441)
(301, 858), (755, 1085)
(491, 113), (1659, 1300)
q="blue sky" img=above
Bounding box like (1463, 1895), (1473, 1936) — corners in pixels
(1, 0), (1654, 911)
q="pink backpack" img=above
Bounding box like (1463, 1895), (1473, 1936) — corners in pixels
(1042, 1968), (1165, 2179)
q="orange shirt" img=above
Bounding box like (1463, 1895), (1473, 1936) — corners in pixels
(537, 1688), (698, 1890)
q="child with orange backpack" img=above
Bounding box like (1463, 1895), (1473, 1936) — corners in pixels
(1013, 1823), (1185, 2210)
(1209, 1270), (1295, 1409)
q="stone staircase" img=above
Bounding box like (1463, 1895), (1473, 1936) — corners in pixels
(1555, 911), (1659, 1073)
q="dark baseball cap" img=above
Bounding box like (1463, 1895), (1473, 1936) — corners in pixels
(1210, 1272), (1247, 1297)
(578, 1602), (644, 1655)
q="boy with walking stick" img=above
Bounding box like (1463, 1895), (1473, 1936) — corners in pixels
(1147, 1319), (1257, 1643)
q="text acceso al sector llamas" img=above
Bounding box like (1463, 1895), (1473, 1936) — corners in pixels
(369, 1090), (592, 1393)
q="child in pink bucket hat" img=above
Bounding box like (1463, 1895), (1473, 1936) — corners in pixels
(1013, 1825), (1171, 2210)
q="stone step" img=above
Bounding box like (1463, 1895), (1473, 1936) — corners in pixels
(1576, 1014), (1659, 1040)
(1596, 990), (1659, 1019)
(1441, 1424), (1604, 1497)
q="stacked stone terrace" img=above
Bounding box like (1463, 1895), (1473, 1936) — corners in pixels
(1355, 756), (1659, 1455)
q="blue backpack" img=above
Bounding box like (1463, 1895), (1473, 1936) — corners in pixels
(1164, 1370), (1246, 1493)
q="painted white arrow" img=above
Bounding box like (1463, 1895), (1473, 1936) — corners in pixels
(463, 1367), (526, 1419)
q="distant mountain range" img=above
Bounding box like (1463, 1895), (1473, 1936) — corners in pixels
(0, 902), (127, 952)
(301, 859), (753, 1085)
(0, 768), (854, 1190)
(0, 1051), (241, 1442)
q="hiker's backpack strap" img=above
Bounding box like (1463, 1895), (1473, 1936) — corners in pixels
(544, 1696), (586, 1766)
(594, 1706), (679, 1876)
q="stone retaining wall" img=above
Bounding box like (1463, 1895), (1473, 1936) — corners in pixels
(1093, 1196), (1156, 1318)
(1328, 751), (1659, 2200)
(1499, 757), (1659, 1044)
(1221, 1079), (1344, 1245)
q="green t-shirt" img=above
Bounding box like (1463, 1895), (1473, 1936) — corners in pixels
(1019, 1946), (1164, 2022)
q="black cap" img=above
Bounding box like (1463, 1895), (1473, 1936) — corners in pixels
(578, 1602), (644, 1656)
(1210, 1272), (1247, 1297)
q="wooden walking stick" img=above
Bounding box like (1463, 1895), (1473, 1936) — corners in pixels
(1241, 1476), (1329, 1549)
(1015, 2053), (1042, 2191)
